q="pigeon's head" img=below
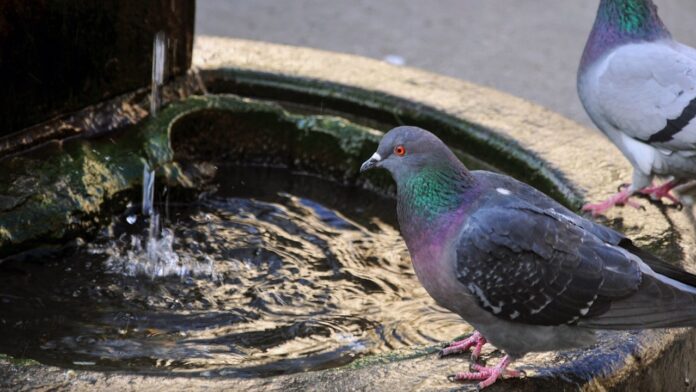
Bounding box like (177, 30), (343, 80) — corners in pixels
(360, 126), (464, 183)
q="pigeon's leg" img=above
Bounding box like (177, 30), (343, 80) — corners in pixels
(448, 355), (524, 390)
(581, 185), (642, 216)
(470, 334), (487, 360)
(639, 179), (683, 204)
(439, 331), (487, 360)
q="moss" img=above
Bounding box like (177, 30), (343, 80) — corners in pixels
(345, 344), (441, 370)
(0, 353), (40, 366)
(296, 115), (382, 155)
(0, 106), (175, 257)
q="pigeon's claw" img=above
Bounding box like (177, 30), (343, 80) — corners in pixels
(449, 355), (522, 390)
(617, 182), (631, 192)
(582, 186), (641, 216)
(639, 180), (682, 205)
(439, 331), (487, 359)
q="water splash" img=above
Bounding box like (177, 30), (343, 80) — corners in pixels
(114, 216), (214, 278)
(100, 211), (217, 280)
(150, 31), (166, 116)
(101, 219), (216, 279)
(100, 163), (215, 279)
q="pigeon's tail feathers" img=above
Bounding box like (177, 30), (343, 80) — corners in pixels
(580, 266), (696, 330)
(622, 241), (696, 288)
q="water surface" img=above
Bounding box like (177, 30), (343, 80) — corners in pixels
(0, 166), (466, 376)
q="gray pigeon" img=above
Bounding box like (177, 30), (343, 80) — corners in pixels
(578, 0), (696, 215)
(361, 126), (696, 389)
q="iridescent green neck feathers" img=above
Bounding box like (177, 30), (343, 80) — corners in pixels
(603, 0), (660, 34)
(398, 166), (474, 223)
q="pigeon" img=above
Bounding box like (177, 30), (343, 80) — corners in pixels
(578, 0), (696, 215)
(361, 126), (696, 389)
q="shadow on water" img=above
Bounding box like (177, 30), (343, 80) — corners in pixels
(0, 165), (469, 377)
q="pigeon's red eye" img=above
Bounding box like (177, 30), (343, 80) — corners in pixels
(394, 145), (406, 156)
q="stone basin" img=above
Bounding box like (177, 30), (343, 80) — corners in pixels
(1, 37), (696, 391)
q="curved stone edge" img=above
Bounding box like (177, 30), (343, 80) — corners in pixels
(193, 37), (618, 203)
(191, 37), (696, 391)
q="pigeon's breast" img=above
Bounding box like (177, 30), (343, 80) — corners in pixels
(407, 225), (473, 315)
(578, 54), (612, 134)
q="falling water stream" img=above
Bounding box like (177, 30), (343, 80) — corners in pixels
(117, 31), (208, 279)
(150, 31), (166, 117)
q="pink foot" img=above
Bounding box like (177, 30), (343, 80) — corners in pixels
(640, 180), (681, 204)
(448, 355), (524, 390)
(439, 331), (487, 360)
(582, 186), (641, 217)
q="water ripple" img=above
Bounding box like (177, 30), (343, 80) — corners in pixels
(0, 167), (467, 376)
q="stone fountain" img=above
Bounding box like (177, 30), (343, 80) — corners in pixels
(1, 2), (695, 392)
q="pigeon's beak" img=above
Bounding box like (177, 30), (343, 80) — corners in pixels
(360, 152), (382, 173)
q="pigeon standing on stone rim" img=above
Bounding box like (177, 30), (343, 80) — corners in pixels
(578, 0), (696, 216)
(361, 126), (696, 389)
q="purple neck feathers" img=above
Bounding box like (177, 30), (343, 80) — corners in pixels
(397, 167), (479, 255)
(580, 0), (670, 70)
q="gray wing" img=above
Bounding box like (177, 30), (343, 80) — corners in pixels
(597, 42), (696, 151)
(473, 170), (626, 243)
(473, 171), (696, 287)
(456, 204), (642, 326)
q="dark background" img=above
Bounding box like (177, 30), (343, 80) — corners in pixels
(0, 0), (195, 136)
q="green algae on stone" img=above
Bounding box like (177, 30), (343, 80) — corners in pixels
(166, 94), (386, 181)
(345, 344), (441, 370)
(0, 111), (177, 257)
(0, 354), (39, 367)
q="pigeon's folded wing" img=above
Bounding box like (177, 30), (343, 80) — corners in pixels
(455, 204), (642, 326)
(597, 42), (696, 151)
